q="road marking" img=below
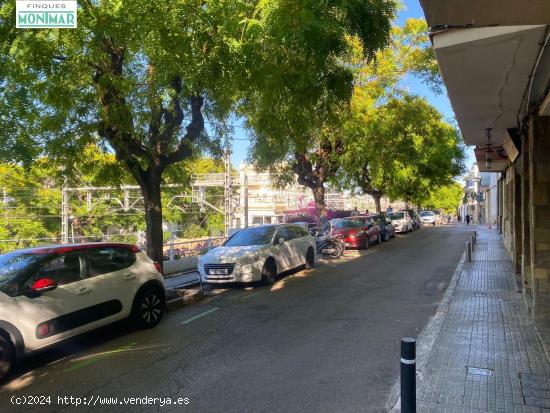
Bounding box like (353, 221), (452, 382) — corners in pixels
(63, 343), (137, 372)
(241, 290), (265, 300)
(181, 307), (219, 325)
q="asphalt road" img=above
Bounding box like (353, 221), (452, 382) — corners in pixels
(0, 225), (471, 413)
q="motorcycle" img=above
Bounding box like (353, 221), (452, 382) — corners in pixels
(314, 232), (345, 259)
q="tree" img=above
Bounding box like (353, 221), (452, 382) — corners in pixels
(341, 94), (465, 211)
(422, 183), (464, 213)
(247, 16), (449, 217)
(244, 1), (396, 219)
(1, 0), (397, 262)
(0, 144), (225, 252)
(337, 19), (465, 211)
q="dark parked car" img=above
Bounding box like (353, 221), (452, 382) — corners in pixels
(371, 214), (396, 241)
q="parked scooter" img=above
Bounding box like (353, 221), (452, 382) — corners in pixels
(313, 231), (345, 259)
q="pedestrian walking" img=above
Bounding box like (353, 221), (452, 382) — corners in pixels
(465, 214), (471, 225)
(386, 205), (393, 213)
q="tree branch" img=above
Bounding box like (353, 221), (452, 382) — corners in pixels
(164, 95), (204, 165)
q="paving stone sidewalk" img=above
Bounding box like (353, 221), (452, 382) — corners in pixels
(417, 226), (550, 413)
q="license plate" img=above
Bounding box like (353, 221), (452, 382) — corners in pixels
(321, 248), (335, 254)
(345, 242), (352, 246)
(209, 268), (228, 275)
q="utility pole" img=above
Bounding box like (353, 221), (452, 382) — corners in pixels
(61, 180), (69, 244)
(244, 174), (249, 228)
(224, 147), (233, 237)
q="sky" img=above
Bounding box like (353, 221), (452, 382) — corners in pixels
(230, 0), (475, 171)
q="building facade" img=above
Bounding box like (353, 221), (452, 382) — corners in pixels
(420, 1), (550, 317)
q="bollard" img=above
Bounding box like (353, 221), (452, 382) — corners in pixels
(473, 231), (477, 245)
(467, 241), (472, 262)
(401, 337), (416, 413)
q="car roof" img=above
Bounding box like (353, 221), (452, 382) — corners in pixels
(4, 242), (139, 255)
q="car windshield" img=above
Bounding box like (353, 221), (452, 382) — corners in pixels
(334, 219), (363, 228)
(0, 251), (43, 288)
(420, 211), (434, 217)
(372, 215), (386, 224)
(390, 213), (405, 220)
(223, 226), (277, 247)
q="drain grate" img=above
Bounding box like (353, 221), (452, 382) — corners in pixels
(466, 366), (493, 376)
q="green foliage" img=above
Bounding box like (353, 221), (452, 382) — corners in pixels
(1, 0), (397, 258)
(340, 93), (465, 205)
(0, 150), (227, 253)
(423, 183), (464, 213)
(336, 18), (464, 208)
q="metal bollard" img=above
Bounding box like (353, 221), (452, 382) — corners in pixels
(471, 234), (476, 251)
(467, 241), (472, 262)
(401, 337), (416, 413)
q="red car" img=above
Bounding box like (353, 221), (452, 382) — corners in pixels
(331, 218), (381, 249)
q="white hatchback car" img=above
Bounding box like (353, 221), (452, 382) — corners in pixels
(199, 224), (316, 284)
(0, 243), (165, 380)
(420, 210), (437, 226)
(389, 211), (414, 233)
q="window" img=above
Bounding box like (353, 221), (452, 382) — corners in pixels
(224, 227), (277, 247)
(276, 226), (295, 241)
(89, 247), (136, 276)
(288, 225), (308, 238)
(251, 216), (263, 226)
(24, 252), (86, 288)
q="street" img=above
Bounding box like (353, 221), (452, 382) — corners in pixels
(0, 226), (470, 413)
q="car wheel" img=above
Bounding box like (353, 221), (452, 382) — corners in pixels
(378, 233), (382, 244)
(132, 286), (165, 329)
(261, 259), (277, 285)
(305, 247), (315, 269)
(0, 334), (14, 381)
(364, 238), (370, 250)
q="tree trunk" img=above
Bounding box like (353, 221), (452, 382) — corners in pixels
(373, 194), (382, 213)
(139, 172), (164, 266)
(312, 185), (327, 219)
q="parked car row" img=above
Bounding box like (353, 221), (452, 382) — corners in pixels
(0, 208), (441, 380)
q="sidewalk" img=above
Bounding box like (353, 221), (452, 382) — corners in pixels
(416, 226), (550, 412)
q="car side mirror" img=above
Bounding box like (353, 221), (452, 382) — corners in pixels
(31, 278), (58, 293)
(278, 237), (285, 245)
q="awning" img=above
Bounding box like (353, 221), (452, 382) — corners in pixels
(431, 25), (549, 146)
(420, 0), (550, 28)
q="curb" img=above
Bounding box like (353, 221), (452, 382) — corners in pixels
(386, 250), (466, 412)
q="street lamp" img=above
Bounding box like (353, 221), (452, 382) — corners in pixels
(485, 150), (492, 170)
(484, 128), (493, 170)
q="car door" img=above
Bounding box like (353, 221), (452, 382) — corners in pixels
(273, 226), (296, 271)
(288, 226), (308, 266)
(15, 251), (95, 350)
(86, 247), (139, 327)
